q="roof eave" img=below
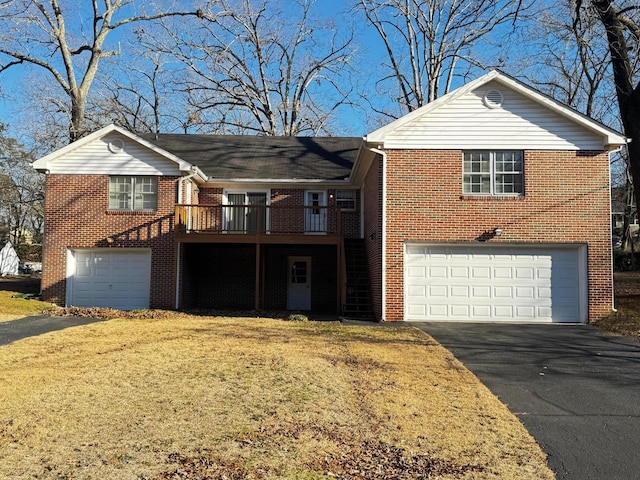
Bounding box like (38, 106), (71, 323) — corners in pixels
(204, 178), (351, 187)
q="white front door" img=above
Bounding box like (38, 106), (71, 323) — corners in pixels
(287, 256), (311, 310)
(305, 191), (327, 234)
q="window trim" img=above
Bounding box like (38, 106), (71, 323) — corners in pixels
(462, 150), (524, 196)
(108, 176), (158, 211)
(335, 189), (356, 211)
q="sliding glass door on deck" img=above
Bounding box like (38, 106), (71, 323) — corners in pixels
(225, 192), (267, 233)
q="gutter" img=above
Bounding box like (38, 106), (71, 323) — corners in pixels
(609, 142), (628, 315)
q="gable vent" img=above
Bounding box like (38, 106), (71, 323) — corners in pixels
(483, 89), (503, 109)
(108, 138), (125, 153)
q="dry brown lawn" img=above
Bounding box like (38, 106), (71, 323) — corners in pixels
(0, 314), (553, 479)
(596, 271), (640, 340)
(0, 290), (52, 322)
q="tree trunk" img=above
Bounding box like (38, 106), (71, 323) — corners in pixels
(592, 0), (640, 222)
(69, 96), (86, 143)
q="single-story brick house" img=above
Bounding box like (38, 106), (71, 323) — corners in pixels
(33, 70), (627, 322)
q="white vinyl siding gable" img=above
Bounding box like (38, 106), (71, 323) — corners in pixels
(380, 80), (605, 151)
(41, 133), (182, 175)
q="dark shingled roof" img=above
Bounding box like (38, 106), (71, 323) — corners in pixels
(140, 134), (362, 181)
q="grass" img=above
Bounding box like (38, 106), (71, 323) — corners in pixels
(0, 290), (52, 322)
(0, 315), (554, 479)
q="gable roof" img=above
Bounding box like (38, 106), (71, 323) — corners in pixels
(32, 125), (206, 179)
(365, 70), (628, 151)
(140, 134), (361, 181)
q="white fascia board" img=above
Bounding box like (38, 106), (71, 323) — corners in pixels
(204, 178), (352, 188)
(346, 139), (368, 184)
(32, 124), (200, 174)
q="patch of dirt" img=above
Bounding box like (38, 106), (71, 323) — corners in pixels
(153, 435), (484, 480)
(614, 271), (640, 298)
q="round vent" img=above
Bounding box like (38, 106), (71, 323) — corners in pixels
(108, 138), (125, 153)
(483, 89), (503, 109)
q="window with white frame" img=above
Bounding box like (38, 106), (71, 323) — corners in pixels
(463, 151), (524, 195)
(335, 190), (356, 210)
(109, 176), (158, 211)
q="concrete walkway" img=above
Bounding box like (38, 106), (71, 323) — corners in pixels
(417, 322), (640, 480)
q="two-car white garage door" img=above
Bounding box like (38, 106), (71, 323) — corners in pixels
(67, 249), (151, 310)
(405, 244), (586, 323)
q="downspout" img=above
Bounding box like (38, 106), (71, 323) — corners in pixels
(368, 146), (387, 322)
(609, 143), (627, 314)
(175, 167), (199, 309)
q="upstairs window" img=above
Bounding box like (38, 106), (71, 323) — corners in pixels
(109, 176), (158, 211)
(335, 190), (356, 210)
(463, 151), (523, 195)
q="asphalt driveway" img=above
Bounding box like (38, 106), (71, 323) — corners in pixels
(0, 315), (106, 346)
(418, 322), (640, 480)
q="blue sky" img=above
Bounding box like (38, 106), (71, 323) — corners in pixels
(0, 0), (585, 145)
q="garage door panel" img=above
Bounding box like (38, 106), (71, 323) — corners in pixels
(494, 305), (513, 318)
(472, 266), (490, 278)
(405, 245), (582, 323)
(429, 266), (447, 277)
(429, 285), (446, 297)
(473, 286), (491, 297)
(429, 304), (447, 316)
(69, 250), (151, 310)
(451, 266), (470, 278)
(450, 285), (469, 297)
(493, 267), (512, 279)
(451, 305), (470, 316)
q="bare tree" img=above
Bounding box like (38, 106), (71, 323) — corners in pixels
(86, 53), (186, 135)
(580, 0), (640, 247)
(0, 0), (203, 143)
(357, 0), (531, 118)
(523, 1), (612, 119)
(154, 0), (356, 136)
(0, 124), (43, 259)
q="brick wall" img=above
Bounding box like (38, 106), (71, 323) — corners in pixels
(363, 155), (383, 320)
(382, 149), (613, 322)
(41, 174), (178, 308)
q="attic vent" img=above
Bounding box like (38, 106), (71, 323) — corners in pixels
(108, 138), (125, 153)
(483, 89), (503, 109)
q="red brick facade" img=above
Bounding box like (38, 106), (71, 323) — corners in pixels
(42, 179), (359, 311)
(380, 149), (613, 322)
(41, 174), (178, 309)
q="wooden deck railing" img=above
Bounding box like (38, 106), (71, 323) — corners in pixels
(175, 204), (342, 236)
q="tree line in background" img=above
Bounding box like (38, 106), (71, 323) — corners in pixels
(0, 0), (638, 257)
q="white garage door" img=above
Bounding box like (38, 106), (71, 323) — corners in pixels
(405, 245), (584, 323)
(69, 249), (151, 310)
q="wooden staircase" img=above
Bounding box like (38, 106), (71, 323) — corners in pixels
(342, 239), (374, 319)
